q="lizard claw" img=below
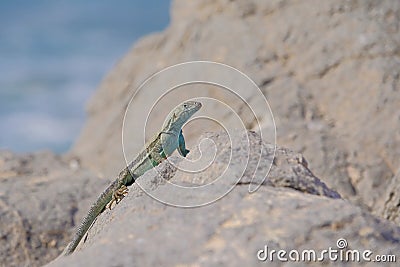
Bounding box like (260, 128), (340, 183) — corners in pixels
(107, 185), (129, 210)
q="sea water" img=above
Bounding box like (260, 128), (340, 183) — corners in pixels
(0, 0), (170, 153)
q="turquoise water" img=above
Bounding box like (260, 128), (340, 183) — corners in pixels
(0, 0), (170, 152)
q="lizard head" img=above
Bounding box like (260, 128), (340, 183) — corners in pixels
(164, 101), (202, 130)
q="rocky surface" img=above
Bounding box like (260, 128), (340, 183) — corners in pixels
(2, 0), (400, 266)
(382, 169), (400, 226)
(71, 0), (400, 218)
(46, 131), (398, 267)
(3, 132), (399, 266)
(0, 151), (108, 267)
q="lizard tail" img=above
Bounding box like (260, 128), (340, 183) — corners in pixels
(62, 180), (117, 256)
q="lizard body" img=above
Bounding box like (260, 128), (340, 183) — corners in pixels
(62, 101), (201, 256)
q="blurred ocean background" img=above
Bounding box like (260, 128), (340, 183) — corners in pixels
(0, 0), (170, 153)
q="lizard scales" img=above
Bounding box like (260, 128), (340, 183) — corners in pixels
(62, 101), (201, 256)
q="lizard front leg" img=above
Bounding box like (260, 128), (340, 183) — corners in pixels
(178, 130), (190, 157)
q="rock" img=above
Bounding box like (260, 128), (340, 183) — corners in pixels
(0, 150), (109, 267)
(46, 131), (399, 267)
(382, 169), (400, 225)
(70, 0), (400, 217)
(5, 0), (400, 266)
(171, 131), (341, 202)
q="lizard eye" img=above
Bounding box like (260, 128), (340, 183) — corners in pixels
(183, 103), (188, 108)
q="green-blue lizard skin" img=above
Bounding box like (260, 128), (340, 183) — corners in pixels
(62, 101), (201, 256)
(178, 130), (190, 157)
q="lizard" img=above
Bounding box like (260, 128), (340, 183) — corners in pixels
(62, 101), (202, 256)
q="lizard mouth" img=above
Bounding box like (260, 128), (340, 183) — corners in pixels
(182, 101), (202, 114)
(193, 101), (202, 110)
(191, 101), (202, 110)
